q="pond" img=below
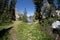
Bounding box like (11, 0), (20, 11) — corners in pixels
(27, 18), (33, 24)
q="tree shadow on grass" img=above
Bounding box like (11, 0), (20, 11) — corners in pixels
(0, 27), (13, 40)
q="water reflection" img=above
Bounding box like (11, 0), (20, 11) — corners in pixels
(27, 18), (33, 24)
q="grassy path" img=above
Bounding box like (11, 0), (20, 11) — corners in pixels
(0, 21), (55, 40)
(16, 21), (52, 40)
(10, 21), (21, 40)
(8, 21), (53, 40)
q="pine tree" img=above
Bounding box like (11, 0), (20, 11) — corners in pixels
(3, 0), (9, 21)
(0, 0), (9, 24)
(0, 0), (3, 15)
(10, 0), (17, 21)
(33, 0), (43, 22)
(23, 8), (27, 22)
(33, 0), (56, 20)
(58, 0), (60, 4)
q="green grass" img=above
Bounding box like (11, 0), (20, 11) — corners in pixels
(0, 21), (13, 40)
(0, 21), (13, 30)
(16, 21), (53, 40)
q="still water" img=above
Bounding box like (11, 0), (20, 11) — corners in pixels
(27, 18), (33, 24)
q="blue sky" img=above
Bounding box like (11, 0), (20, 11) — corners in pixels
(16, 0), (35, 16)
(16, 0), (59, 16)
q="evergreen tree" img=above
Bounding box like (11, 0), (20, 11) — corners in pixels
(23, 8), (27, 22)
(0, 0), (3, 15)
(33, 0), (59, 39)
(0, 0), (17, 24)
(33, 0), (43, 22)
(3, 0), (9, 21)
(10, 0), (17, 21)
(58, 0), (60, 4)
(0, 0), (4, 23)
(33, 0), (56, 21)
(0, 0), (10, 24)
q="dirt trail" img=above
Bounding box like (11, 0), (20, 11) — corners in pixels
(10, 21), (20, 40)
